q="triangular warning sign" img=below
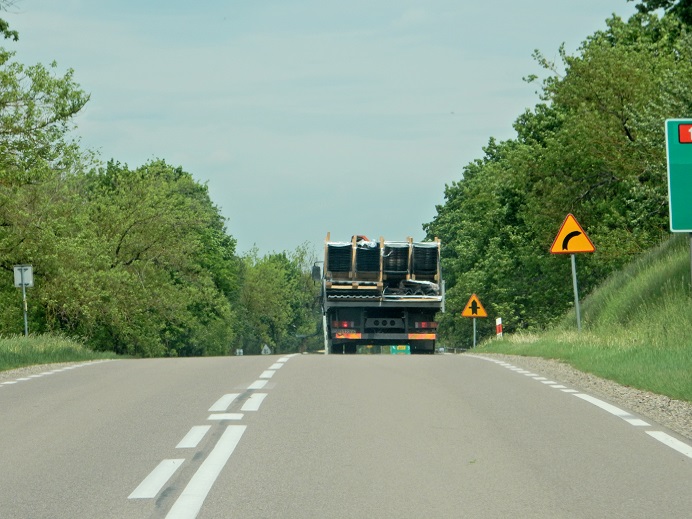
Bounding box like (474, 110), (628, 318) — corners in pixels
(461, 293), (488, 318)
(550, 214), (595, 254)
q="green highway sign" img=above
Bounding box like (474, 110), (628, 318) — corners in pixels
(665, 119), (692, 232)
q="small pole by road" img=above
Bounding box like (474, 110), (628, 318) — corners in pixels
(570, 254), (582, 332)
(13, 265), (33, 337)
(472, 318), (477, 348)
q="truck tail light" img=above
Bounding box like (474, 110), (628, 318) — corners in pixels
(414, 322), (438, 329)
(332, 321), (355, 329)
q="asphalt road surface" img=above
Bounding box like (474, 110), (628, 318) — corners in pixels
(1, 353), (690, 518)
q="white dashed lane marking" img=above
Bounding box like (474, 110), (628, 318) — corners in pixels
(207, 413), (244, 421)
(176, 426), (211, 449)
(129, 354), (298, 513)
(248, 379), (268, 390)
(208, 393), (240, 412)
(646, 431), (692, 458)
(165, 425), (246, 519)
(0, 361), (110, 388)
(241, 393), (267, 412)
(574, 393), (650, 426)
(129, 459), (185, 499)
(470, 355), (692, 460)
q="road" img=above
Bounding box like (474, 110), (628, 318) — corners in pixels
(0, 354), (690, 518)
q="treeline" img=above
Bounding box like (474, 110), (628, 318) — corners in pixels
(424, 6), (692, 347)
(0, 19), (320, 356)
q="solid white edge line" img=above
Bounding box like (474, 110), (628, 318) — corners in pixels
(129, 459), (185, 499)
(166, 425), (247, 519)
(241, 393), (268, 412)
(207, 413), (244, 421)
(176, 426), (212, 449)
(248, 379), (267, 390)
(208, 393), (240, 412)
(646, 431), (692, 459)
(259, 370), (275, 379)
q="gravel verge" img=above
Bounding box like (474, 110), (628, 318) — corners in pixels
(473, 353), (692, 441)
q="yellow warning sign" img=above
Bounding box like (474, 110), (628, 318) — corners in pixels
(550, 214), (595, 254)
(461, 293), (488, 318)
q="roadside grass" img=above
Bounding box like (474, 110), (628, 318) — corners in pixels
(0, 334), (121, 372)
(477, 234), (692, 402)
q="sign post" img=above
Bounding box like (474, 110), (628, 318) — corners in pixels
(461, 294), (488, 347)
(550, 215), (595, 332)
(665, 119), (692, 289)
(13, 265), (34, 337)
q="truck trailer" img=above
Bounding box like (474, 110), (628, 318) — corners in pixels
(318, 234), (444, 354)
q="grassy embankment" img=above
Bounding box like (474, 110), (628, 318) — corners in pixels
(0, 334), (120, 372)
(477, 234), (692, 402)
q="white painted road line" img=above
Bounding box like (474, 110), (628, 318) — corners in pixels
(259, 370), (275, 379)
(207, 413), (244, 421)
(208, 393), (240, 412)
(241, 393), (267, 412)
(277, 357), (290, 363)
(646, 431), (692, 459)
(176, 426), (212, 449)
(269, 363), (283, 370)
(575, 394), (650, 426)
(166, 425), (246, 519)
(1, 381), (17, 385)
(248, 379), (267, 390)
(129, 459), (185, 499)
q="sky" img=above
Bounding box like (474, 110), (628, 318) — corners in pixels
(5, 0), (638, 256)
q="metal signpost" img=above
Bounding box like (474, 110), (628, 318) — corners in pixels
(550, 215), (595, 332)
(13, 265), (34, 337)
(665, 119), (692, 288)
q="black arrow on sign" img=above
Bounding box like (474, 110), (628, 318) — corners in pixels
(562, 231), (582, 251)
(470, 300), (479, 315)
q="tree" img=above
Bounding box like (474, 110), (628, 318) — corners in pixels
(628, 0), (692, 25)
(0, 1), (18, 42)
(425, 11), (686, 345)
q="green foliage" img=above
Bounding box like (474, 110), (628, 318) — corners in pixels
(628, 0), (692, 26)
(0, 334), (120, 372)
(427, 12), (689, 348)
(235, 244), (321, 355)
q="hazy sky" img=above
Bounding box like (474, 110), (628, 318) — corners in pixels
(6, 1), (637, 255)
